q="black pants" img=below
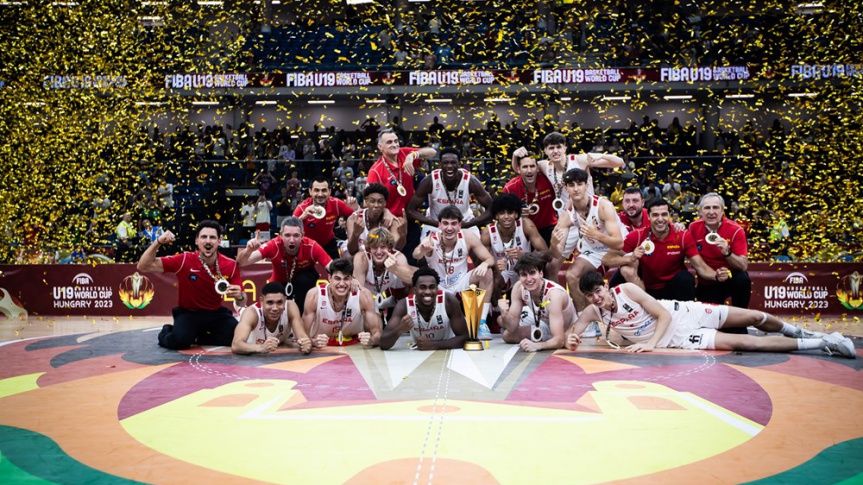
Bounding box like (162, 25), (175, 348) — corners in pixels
(648, 270), (696, 301)
(696, 270), (752, 334)
(608, 268), (696, 301)
(322, 238), (340, 261)
(538, 225), (554, 249)
(158, 306), (238, 350)
(289, 267), (321, 314)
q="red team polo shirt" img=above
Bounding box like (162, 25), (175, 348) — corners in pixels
(502, 173), (558, 230)
(160, 252), (241, 311)
(618, 208), (649, 232)
(687, 217), (748, 285)
(367, 147), (420, 217)
(293, 196), (354, 246)
(258, 236), (332, 284)
(623, 226), (699, 290)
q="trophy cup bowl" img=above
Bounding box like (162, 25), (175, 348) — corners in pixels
(461, 284), (486, 351)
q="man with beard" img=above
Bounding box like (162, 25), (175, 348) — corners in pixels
(406, 147), (493, 239)
(137, 220), (246, 350)
(497, 253), (577, 352)
(551, 168), (627, 311)
(481, 193), (549, 304)
(379, 267), (469, 351)
(413, 206), (495, 338)
(603, 198), (724, 302)
(237, 217), (331, 312)
(502, 152), (557, 247)
(565, 271), (856, 359)
(617, 187), (649, 231)
(302, 258), (382, 348)
(294, 176), (359, 259)
(231, 282), (313, 355)
(343, 183), (404, 256)
(353, 227), (416, 314)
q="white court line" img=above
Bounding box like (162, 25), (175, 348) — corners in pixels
(679, 393), (763, 436)
(236, 414), (605, 423)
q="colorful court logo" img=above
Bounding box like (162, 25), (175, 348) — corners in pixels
(0, 287), (28, 320)
(118, 272), (155, 310)
(837, 271), (863, 310)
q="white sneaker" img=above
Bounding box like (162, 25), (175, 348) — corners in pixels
(478, 323), (492, 340)
(582, 321), (602, 338)
(821, 332), (857, 359)
(793, 325), (827, 339)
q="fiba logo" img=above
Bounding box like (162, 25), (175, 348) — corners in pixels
(72, 273), (94, 285)
(783, 272), (808, 285)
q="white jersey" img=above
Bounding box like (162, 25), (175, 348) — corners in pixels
(427, 169), (474, 224)
(568, 195), (628, 256)
(597, 285), (680, 347)
(519, 279), (577, 341)
(540, 155), (594, 214)
(365, 253), (407, 295)
(428, 231), (470, 289)
(406, 290), (454, 342)
(488, 220), (531, 272)
(244, 303), (292, 345)
(314, 284), (365, 338)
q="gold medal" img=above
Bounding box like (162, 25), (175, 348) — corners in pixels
(528, 203), (540, 215)
(552, 198), (565, 212)
(396, 184), (407, 196)
(641, 240), (655, 255)
(705, 232), (722, 245)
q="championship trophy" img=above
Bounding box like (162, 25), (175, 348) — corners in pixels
(461, 284), (486, 351)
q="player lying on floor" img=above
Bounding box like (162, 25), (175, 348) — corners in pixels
(565, 270), (857, 359)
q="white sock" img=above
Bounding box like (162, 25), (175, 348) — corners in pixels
(797, 338), (824, 351)
(780, 322), (799, 337)
(480, 302), (491, 324)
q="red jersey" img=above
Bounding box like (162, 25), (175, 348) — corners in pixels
(502, 173), (558, 230)
(258, 236), (332, 284)
(618, 208), (649, 232)
(293, 196), (354, 245)
(688, 217), (748, 284)
(623, 226), (699, 290)
(367, 147), (420, 217)
(160, 251), (241, 311)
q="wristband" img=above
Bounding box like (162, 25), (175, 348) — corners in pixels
(723, 249), (732, 257)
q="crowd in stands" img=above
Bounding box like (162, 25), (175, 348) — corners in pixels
(243, 3), (816, 71)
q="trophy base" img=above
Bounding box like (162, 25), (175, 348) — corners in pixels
(463, 340), (485, 351)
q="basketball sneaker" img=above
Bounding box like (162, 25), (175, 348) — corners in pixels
(821, 332), (857, 359)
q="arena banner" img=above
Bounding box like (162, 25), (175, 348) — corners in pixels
(1, 263), (861, 318)
(161, 65), (753, 90)
(0, 264), (275, 319)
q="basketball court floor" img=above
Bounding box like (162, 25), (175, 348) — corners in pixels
(1, 315), (861, 484)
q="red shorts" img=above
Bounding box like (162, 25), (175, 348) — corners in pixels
(255, 222), (270, 231)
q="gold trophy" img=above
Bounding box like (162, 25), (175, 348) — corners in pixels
(461, 284), (486, 351)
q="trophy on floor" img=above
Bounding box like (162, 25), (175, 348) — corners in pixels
(461, 284), (486, 351)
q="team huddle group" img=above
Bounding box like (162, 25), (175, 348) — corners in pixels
(136, 129), (857, 359)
